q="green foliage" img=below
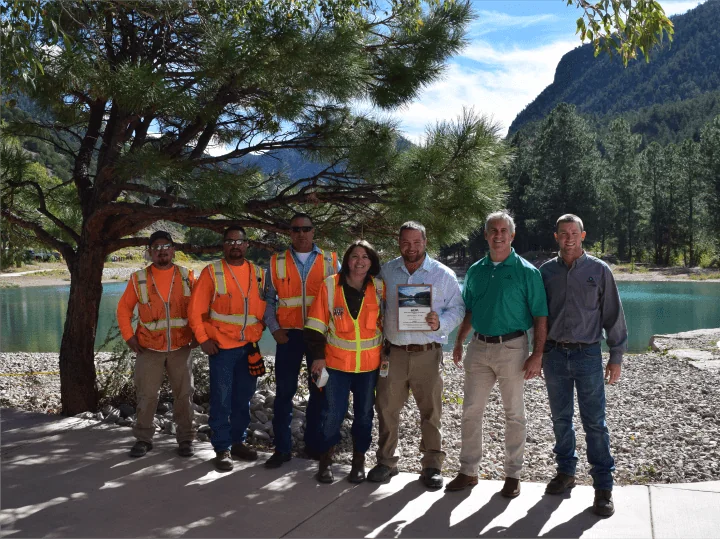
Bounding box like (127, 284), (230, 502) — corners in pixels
(505, 103), (720, 266)
(572, 0), (673, 66)
(526, 104), (602, 248)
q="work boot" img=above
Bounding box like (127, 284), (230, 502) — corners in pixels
(445, 473), (478, 491)
(501, 477), (521, 498)
(367, 464), (399, 482)
(214, 450), (233, 472)
(316, 448), (334, 484)
(230, 442), (258, 461)
(265, 451), (292, 469)
(420, 468), (444, 489)
(178, 440), (194, 457)
(546, 472), (576, 495)
(348, 452), (366, 483)
(593, 489), (615, 517)
(129, 441), (152, 458)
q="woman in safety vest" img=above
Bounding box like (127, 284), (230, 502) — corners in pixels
(304, 239), (385, 484)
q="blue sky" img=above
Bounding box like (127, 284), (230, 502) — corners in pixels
(391, 0), (705, 142)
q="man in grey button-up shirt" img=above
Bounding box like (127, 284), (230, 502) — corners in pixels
(539, 213), (628, 518)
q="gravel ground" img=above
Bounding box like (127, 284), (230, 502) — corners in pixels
(2, 340), (720, 486)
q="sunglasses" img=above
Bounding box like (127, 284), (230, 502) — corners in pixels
(290, 226), (314, 233)
(224, 239), (248, 246)
(149, 244), (173, 251)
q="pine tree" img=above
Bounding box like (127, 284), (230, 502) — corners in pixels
(0, 1), (510, 414)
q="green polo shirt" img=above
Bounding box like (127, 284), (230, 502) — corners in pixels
(462, 248), (548, 336)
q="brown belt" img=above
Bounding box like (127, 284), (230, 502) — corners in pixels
(388, 342), (442, 352)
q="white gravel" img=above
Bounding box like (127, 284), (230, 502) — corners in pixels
(2, 344), (719, 486)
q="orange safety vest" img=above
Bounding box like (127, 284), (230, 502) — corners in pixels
(131, 265), (193, 352)
(270, 249), (338, 329)
(305, 274), (384, 373)
(206, 259), (267, 344)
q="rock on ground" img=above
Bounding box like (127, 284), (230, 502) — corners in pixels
(3, 337), (720, 486)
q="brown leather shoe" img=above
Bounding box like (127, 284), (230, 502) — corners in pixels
(230, 442), (258, 461)
(501, 477), (520, 498)
(445, 473), (478, 491)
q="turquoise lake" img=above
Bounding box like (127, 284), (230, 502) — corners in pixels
(1, 281), (719, 354)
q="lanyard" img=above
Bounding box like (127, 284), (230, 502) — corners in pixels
(149, 265), (176, 306)
(226, 260), (251, 299)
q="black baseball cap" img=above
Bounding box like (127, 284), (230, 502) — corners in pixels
(148, 231), (173, 246)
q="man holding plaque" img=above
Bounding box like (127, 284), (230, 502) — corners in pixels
(367, 221), (465, 489)
(447, 211), (548, 497)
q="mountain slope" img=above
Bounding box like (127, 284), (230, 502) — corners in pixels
(509, 0), (720, 136)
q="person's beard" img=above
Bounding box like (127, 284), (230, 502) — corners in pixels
(402, 251), (425, 264)
(227, 249), (244, 262)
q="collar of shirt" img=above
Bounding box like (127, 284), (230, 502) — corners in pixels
(288, 243), (321, 272)
(392, 253), (434, 276)
(557, 251), (588, 269)
(479, 247), (518, 267)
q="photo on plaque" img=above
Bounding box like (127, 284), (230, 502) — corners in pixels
(397, 284), (432, 331)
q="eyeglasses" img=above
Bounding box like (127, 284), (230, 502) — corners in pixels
(224, 239), (248, 246)
(150, 244), (173, 251)
(290, 226), (314, 233)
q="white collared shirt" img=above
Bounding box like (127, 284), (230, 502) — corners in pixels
(380, 255), (465, 345)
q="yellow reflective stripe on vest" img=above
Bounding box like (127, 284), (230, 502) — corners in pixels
(139, 317), (188, 331)
(305, 316), (328, 334)
(208, 310), (260, 326)
(133, 269), (150, 305)
(373, 277), (384, 318)
(275, 251), (287, 280)
(211, 261), (227, 296)
(178, 266), (191, 297)
(279, 296), (303, 308)
(326, 277), (336, 334)
(326, 333), (383, 351)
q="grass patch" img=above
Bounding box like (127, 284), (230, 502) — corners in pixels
(689, 272), (720, 281)
(0, 281), (20, 289)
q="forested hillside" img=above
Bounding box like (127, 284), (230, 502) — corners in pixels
(510, 0), (720, 145)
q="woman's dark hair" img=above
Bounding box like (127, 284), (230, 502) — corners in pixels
(339, 240), (381, 280)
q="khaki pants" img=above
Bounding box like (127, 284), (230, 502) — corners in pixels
(133, 346), (196, 444)
(459, 337), (528, 479)
(375, 346), (445, 469)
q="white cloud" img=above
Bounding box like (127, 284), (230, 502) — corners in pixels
(393, 38), (579, 142)
(470, 10), (559, 35)
(660, 0), (703, 16)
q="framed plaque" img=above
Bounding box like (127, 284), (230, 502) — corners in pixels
(397, 284), (432, 331)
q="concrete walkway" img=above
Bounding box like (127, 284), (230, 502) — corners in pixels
(1, 408), (718, 538)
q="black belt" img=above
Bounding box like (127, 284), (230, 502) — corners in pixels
(474, 330), (526, 344)
(547, 340), (599, 350)
(388, 342), (442, 352)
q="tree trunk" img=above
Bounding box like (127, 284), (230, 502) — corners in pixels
(59, 244), (106, 415)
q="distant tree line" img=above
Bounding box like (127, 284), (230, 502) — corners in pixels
(504, 103), (720, 267)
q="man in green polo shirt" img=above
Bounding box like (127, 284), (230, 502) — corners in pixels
(446, 211), (548, 497)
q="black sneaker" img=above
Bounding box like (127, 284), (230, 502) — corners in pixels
(214, 450), (234, 472)
(265, 451), (292, 468)
(546, 472), (576, 495)
(367, 464), (399, 482)
(129, 441), (152, 458)
(230, 443), (258, 461)
(420, 468), (444, 489)
(593, 489), (615, 517)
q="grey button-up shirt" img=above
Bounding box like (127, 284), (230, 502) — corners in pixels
(539, 252), (628, 364)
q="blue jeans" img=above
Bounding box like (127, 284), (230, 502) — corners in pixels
(271, 329), (325, 453)
(543, 342), (615, 490)
(209, 346), (258, 452)
(318, 368), (378, 454)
